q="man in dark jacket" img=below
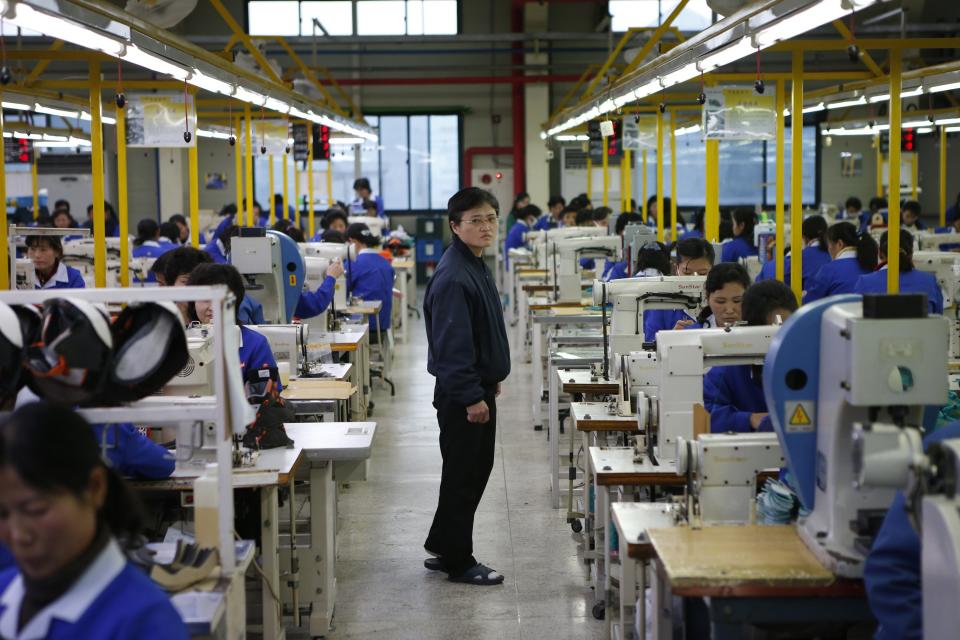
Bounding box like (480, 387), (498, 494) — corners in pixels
(423, 187), (511, 585)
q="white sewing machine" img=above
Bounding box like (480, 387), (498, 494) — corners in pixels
(247, 323), (308, 378)
(914, 251), (960, 359)
(623, 224), (657, 277)
(347, 215), (387, 238)
(231, 230), (305, 324)
(526, 226), (607, 269)
(14, 258), (35, 290)
(917, 231), (960, 252)
(548, 235), (621, 302)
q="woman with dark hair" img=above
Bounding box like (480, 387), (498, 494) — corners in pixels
(643, 238), (716, 341)
(755, 215), (831, 290)
(505, 192), (531, 230)
(602, 213), (644, 282)
(803, 221), (878, 303)
(679, 209), (705, 241)
(720, 208), (759, 262)
(854, 229), (943, 314)
(0, 402), (188, 638)
(25, 236), (85, 289)
(634, 241), (671, 277)
(674, 262), (750, 330)
(168, 214), (206, 246)
(132, 219), (175, 259)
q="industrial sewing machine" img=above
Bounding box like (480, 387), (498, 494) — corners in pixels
(917, 231), (960, 252)
(525, 226), (606, 269)
(914, 251), (960, 359)
(548, 235), (621, 302)
(622, 224), (657, 277)
(231, 229), (305, 323)
(247, 323), (308, 378)
(300, 241), (351, 331)
(764, 293), (948, 577)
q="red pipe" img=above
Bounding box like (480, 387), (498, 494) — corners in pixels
(511, 3), (525, 199)
(333, 74), (579, 86)
(463, 147), (513, 188)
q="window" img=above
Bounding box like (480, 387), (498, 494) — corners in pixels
(609, 0), (713, 33)
(247, 0), (458, 36)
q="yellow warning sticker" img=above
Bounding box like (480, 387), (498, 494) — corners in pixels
(289, 275), (297, 286)
(785, 401), (815, 433)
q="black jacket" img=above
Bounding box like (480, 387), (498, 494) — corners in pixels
(424, 236), (511, 406)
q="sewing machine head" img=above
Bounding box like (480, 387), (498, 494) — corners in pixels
(764, 293), (948, 577)
(163, 323), (216, 397)
(548, 235), (622, 302)
(245, 323), (307, 378)
(527, 226), (606, 268)
(231, 229), (305, 323)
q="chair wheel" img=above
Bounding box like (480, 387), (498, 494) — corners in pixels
(592, 601), (605, 620)
(570, 519), (583, 533)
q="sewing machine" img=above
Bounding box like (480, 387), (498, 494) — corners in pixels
(347, 215), (387, 238)
(548, 235), (621, 302)
(526, 226), (606, 269)
(622, 224), (657, 277)
(674, 432), (785, 524)
(764, 293), (949, 577)
(231, 229), (305, 323)
(913, 251), (960, 358)
(247, 323), (308, 378)
(918, 231), (960, 252)
(14, 258), (35, 289)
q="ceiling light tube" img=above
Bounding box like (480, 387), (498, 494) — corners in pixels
(234, 87), (266, 106)
(916, 127), (933, 134)
(42, 134), (68, 141)
(264, 97), (291, 114)
(598, 99), (616, 114)
(927, 79), (960, 94)
(661, 62), (699, 89)
(947, 126), (960, 133)
(752, 0), (851, 50)
(190, 69), (234, 96)
(613, 90), (637, 108)
(34, 104), (79, 119)
(330, 137), (365, 145)
(802, 102), (826, 113)
(121, 45), (190, 81)
(9, 4), (125, 56)
(698, 37), (755, 73)
(675, 124), (701, 137)
(633, 80), (662, 100)
(1, 101), (29, 111)
(901, 119), (932, 128)
(826, 96), (867, 110)
(934, 117), (960, 126)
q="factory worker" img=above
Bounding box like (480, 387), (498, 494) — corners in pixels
(200, 229), (264, 324)
(349, 178), (384, 218)
(168, 214), (206, 246)
(755, 215), (831, 291)
(854, 229), (943, 315)
(803, 221), (878, 303)
(673, 262), (749, 331)
(901, 200), (925, 231)
(534, 195), (565, 231)
(0, 402), (189, 639)
(503, 205), (539, 269)
(345, 223), (394, 341)
(133, 220), (177, 260)
(311, 209), (348, 242)
(601, 213), (643, 281)
(720, 208), (759, 263)
(24, 236), (85, 290)
(703, 279), (797, 433)
(272, 221), (346, 319)
(642, 238), (716, 341)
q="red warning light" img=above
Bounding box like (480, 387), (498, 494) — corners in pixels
(495, 172), (503, 180)
(901, 128), (915, 153)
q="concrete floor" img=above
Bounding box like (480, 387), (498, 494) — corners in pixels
(323, 305), (603, 639)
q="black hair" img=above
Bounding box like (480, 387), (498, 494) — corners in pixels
(513, 192), (530, 207)
(159, 221), (180, 244)
(869, 196), (888, 213)
(845, 196), (862, 211)
(519, 204), (541, 222)
(54, 199), (70, 212)
(322, 230), (346, 243)
(220, 225), (241, 254)
(149, 250), (173, 283)
(718, 219), (734, 242)
(447, 187), (500, 225)
(880, 228), (915, 272)
(690, 209), (705, 232)
(635, 241), (671, 276)
(742, 280), (798, 326)
(161, 246), (212, 285)
(548, 195), (566, 208)
(698, 262), (750, 323)
(574, 209), (594, 226)
(321, 209), (349, 231)
(219, 203), (238, 217)
(592, 207), (612, 222)
(347, 222), (381, 247)
(169, 214), (187, 227)
(187, 263), (245, 323)
(675, 237), (716, 265)
(25, 235), (63, 257)
(274, 221), (305, 243)
(51, 209), (75, 226)
(134, 219), (159, 247)
(362, 199), (377, 212)
(801, 215), (829, 252)
(561, 206), (579, 219)
(353, 177), (372, 192)
(0, 402), (143, 540)
(615, 212), (643, 235)
(569, 194), (591, 211)
(732, 208), (758, 246)
(646, 195), (657, 209)
(827, 221), (878, 271)
(903, 200), (922, 219)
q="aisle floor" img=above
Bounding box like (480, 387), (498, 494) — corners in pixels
(325, 305), (603, 639)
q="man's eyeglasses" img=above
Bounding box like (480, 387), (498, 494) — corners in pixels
(678, 262), (710, 276)
(460, 215), (499, 228)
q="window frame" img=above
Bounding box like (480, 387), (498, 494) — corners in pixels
(245, 0), (461, 37)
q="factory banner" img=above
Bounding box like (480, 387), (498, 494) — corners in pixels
(242, 120), (290, 156)
(702, 86), (776, 141)
(622, 115), (658, 150)
(125, 93), (197, 148)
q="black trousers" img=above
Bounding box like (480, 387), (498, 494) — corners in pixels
(424, 385), (497, 576)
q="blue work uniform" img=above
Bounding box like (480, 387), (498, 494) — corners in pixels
(85, 219), (120, 238)
(0, 538), (189, 640)
(295, 275), (337, 319)
(679, 228), (704, 241)
(132, 241), (176, 284)
(580, 257), (596, 271)
(854, 267), (944, 315)
(210, 214), (235, 241)
(348, 250), (394, 333)
(202, 238), (228, 264)
(864, 421), (960, 640)
(802, 252), (872, 303)
(703, 364), (771, 433)
(349, 194), (385, 218)
(239, 325), (281, 391)
(755, 243), (832, 291)
(37, 262), (86, 289)
(602, 260), (628, 282)
(533, 214), (557, 231)
(91, 423), (174, 480)
(643, 310), (692, 342)
(504, 221), (530, 269)
(720, 236), (758, 263)
(237, 296), (265, 325)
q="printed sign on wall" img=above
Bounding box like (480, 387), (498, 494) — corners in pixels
(702, 86), (776, 141)
(125, 93), (197, 148)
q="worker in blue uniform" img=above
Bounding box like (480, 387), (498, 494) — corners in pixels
(0, 401), (189, 639)
(854, 229), (943, 314)
(83, 201), (121, 238)
(89, 423), (175, 480)
(679, 209), (705, 241)
(602, 213), (643, 281)
(642, 238), (716, 341)
(703, 279), (797, 432)
(720, 208), (759, 262)
(504, 205), (539, 269)
(674, 261), (750, 331)
(295, 259), (345, 319)
(861, 197), (888, 232)
(902, 200), (926, 231)
(840, 196), (864, 222)
(349, 178), (385, 218)
(25, 236), (85, 289)
(132, 220), (177, 286)
(573, 208), (602, 270)
(312, 209), (348, 241)
(534, 195), (565, 231)
(345, 223), (394, 341)
(168, 213), (206, 246)
(864, 420), (960, 640)
(803, 221), (878, 303)
(755, 215), (831, 290)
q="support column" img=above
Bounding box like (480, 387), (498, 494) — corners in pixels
(888, 49), (902, 292)
(117, 106), (130, 286)
(775, 80), (785, 283)
(790, 51), (804, 302)
(523, 3), (549, 206)
(656, 112), (664, 242)
(89, 62), (107, 288)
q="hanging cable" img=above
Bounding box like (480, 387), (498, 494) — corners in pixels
(697, 65), (706, 105)
(228, 101), (236, 146)
(259, 104), (266, 155)
(754, 47), (765, 94)
(115, 59), (125, 108)
(0, 19), (11, 85)
(182, 79), (192, 143)
(847, 9), (860, 62)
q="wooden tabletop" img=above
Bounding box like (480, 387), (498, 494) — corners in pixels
(282, 378), (357, 401)
(522, 284), (554, 293)
(308, 329), (367, 352)
(647, 525), (850, 598)
(611, 502), (681, 561)
(559, 368), (620, 394)
(571, 401), (639, 432)
(528, 296), (593, 310)
(392, 259), (415, 269)
(131, 446), (305, 491)
(590, 447), (685, 487)
(516, 268), (548, 277)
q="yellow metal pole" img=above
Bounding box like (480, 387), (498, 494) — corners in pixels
(790, 51), (803, 302)
(670, 111), (677, 234)
(705, 140), (719, 242)
(282, 153), (289, 223)
(188, 142), (200, 247)
(602, 137), (609, 208)
(656, 112), (664, 242)
(244, 107), (254, 227)
(910, 152), (918, 201)
(876, 134), (883, 198)
(776, 80), (786, 283)
(623, 149), (632, 216)
(30, 150), (38, 221)
(586, 156), (593, 204)
(642, 149), (649, 224)
(941, 126), (948, 227)
(268, 155), (275, 226)
(294, 157), (301, 230)
(326, 158), (333, 218)
(619, 151), (625, 213)
(116, 106), (129, 287)
(0, 96), (8, 290)
(89, 63), (106, 288)
(234, 119), (243, 213)
(307, 132), (315, 239)
(888, 49), (902, 293)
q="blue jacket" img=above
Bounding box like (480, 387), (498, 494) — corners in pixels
(211, 214), (235, 241)
(504, 221), (529, 268)
(854, 268), (944, 315)
(424, 236), (510, 406)
(0, 539), (188, 640)
(84, 219), (121, 238)
(533, 214), (557, 231)
(864, 421), (960, 640)
(580, 257), (596, 271)
(643, 309), (690, 342)
(803, 255), (872, 303)
(602, 261), (628, 282)
(679, 229), (704, 241)
(295, 275), (336, 319)
(703, 364), (771, 433)
(237, 296), (265, 325)
(91, 423), (174, 480)
(202, 238), (228, 264)
(36, 263), (86, 289)
(720, 236), (758, 262)
(348, 251), (393, 332)
(239, 325), (280, 389)
(132, 241), (175, 259)
(755, 245), (832, 291)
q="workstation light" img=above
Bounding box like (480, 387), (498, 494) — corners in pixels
(555, 134), (590, 142)
(34, 104), (79, 119)
(901, 119), (932, 128)
(598, 99), (616, 115)
(752, 0), (853, 50)
(826, 96), (867, 110)
(947, 126), (960, 133)
(633, 79), (663, 100)
(660, 62), (699, 89)
(1, 101), (29, 111)
(6, 3), (126, 56)
(121, 44), (190, 81)
(697, 38), (755, 74)
(196, 129), (233, 140)
(190, 69), (234, 96)
(263, 97), (290, 114)
(234, 87), (266, 106)
(927, 79), (960, 94)
(612, 89), (637, 109)
(934, 117), (960, 126)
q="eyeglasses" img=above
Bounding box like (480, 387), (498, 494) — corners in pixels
(460, 215), (499, 228)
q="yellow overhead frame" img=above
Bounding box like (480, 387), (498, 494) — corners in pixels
(271, 37), (351, 118)
(188, 139), (200, 247)
(656, 111), (664, 242)
(941, 126), (948, 228)
(775, 79), (786, 283)
(602, 137), (609, 207)
(617, 0), (690, 78)
(268, 155), (276, 226)
(244, 107), (254, 226)
(0, 93), (7, 290)
(790, 51), (803, 303)
(875, 133), (883, 198)
(89, 62), (107, 288)
(116, 104), (130, 286)
(234, 117), (243, 214)
(283, 152), (289, 224)
(581, 28), (646, 100)
(624, 149), (632, 217)
(208, 0), (283, 86)
(669, 111), (677, 234)
(642, 149), (648, 223)
(887, 50), (902, 292)
(830, 20), (885, 77)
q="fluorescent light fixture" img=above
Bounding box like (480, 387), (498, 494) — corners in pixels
(675, 124), (701, 137)
(867, 93), (888, 104)
(234, 87), (266, 106)
(42, 134), (68, 141)
(826, 96), (867, 110)
(803, 102), (826, 114)
(289, 106), (310, 120)
(330, 137), (365, 145)
(902, 119), (932, 128)
(947, 126), (960, 133)
(916, 127), (933, 134)
(35, 141), (85, 148)
(9, 4), (125, 56)
(934, 117), (960, 126)
(190, 69), (234, 96)
(868, 86), (923, 103)
(661, 62), (699, 89)
(612, 89), (637, 108)
(928, 79), (960, 94)
(79, 111), (115, 125)
(121, 45), (190, 81)
(1, 101), (29, 111)
(264, 97), (291, 114)
(753, 0), (850, 50)
(34, 104), (79, 119)
(539, 131), (547, 140)
(633, 79), (663, 100)
(196, 129), (233, 140)
(698, 37), (755, 73)
(69, 137), (92, 146)
(555, 134), (590, 142)
(598, 99), (616, 115)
